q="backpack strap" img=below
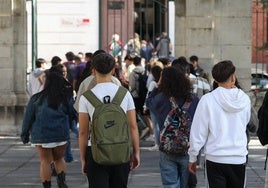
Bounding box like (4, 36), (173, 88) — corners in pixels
(112, 86), (127, 105)
(134, 71), (146, 77)
(83, 86), (127, 107)
(83, 90), (102, 108)
(170, 96), (193, 111)
(173, 96), (193, 111)
(182, 99), (192, 111)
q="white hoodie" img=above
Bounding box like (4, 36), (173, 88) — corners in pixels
(27, 68), (45, 96)
(188, 86), (251, 164)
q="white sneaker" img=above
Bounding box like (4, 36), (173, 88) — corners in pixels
(145, 134), (155, 142)
(148, 144), (159, 151)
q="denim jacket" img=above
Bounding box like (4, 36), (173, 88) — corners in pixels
(21, 95), (74, 144)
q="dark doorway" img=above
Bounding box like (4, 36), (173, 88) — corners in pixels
(100, 0), (169, 55)
(134, 0), (168, 46)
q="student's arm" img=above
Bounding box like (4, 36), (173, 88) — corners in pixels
(127, 109), (140, 171)
(21, 99), (35, 144)
(188, 97), (209, 174)
(79, 112), (90, 176)
(72, 79), (77, 92)
(74, 83), (83, 112)
(38, 72), (45, 85)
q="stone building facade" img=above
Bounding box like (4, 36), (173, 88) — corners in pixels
(0, 0), (252, 135)
(0, 0), (28, 135)
(174, 0), (252, 89)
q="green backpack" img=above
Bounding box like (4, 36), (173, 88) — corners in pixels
(83, 86), (131, 165)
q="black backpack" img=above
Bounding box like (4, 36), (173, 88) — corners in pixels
(135, 71), (148, 104)
(257, 91), (268, 146)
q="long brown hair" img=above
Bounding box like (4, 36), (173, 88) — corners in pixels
(158, 66), (192, 101)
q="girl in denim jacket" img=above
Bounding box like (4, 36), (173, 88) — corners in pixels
(21, 64), (75, 188)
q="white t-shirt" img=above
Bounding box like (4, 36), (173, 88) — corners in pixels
(79, 82), (135, 115)
(79, 82), (135, 145)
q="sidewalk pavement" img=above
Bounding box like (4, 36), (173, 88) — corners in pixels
(0, 134), (266, 188)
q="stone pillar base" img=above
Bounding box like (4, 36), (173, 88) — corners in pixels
(0, 93), (28, 136)
(0, 105), (26, 136)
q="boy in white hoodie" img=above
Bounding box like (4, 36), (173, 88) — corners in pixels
(27, 58), (46, 96)
(188, 60), (251, 188)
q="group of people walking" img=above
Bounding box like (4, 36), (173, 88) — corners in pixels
(21, 45), (253, 188)
(108, 32), (173, 62)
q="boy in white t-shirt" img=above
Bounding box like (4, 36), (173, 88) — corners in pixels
(78, 52), (140, 188)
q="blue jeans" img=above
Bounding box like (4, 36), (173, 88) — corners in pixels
(64, 140), (74, 162)
(159, 151), (189, 188)
(70, 120), (79, 137)
(64, 120), (78, 162)
(150, 112), (160, 145)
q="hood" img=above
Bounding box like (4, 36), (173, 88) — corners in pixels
(133, 66), (145, 74)
(32, 68), (45, 77)
(212, 87), (250, 113)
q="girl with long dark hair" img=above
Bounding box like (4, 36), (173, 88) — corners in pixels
(21, 64), (75, 188)
(146, 66), (199, 188)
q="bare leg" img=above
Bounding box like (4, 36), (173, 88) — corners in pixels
(36, 146), (53, 182)
(52, 144), (67, 174)
(143, 114), (154, 135)
(52, 144), (68, 188)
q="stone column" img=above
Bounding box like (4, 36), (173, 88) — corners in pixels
(174, 0), (252, 90)
(0, 0), (28, 135)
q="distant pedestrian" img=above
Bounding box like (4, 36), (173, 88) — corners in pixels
(78, 52), (93, 87)
(114, 56), (129, 89)
(63, 51), (76, 84)
(21, 65), (75, 188)
(188, 60), (251, 188)
(156, 32), (171, 59)
(129, 56), (152, 139)
(146, 60), (164, 88)
(38, 56), (62, 86)
(77, 52), (85, 62)
(143, 64), (163, 151)
(189, 55), (209, 82)
(154, 33), (161, 49)
(189, 55), (203, 76)
(158, 57), (172, 67)
(129, 56), (147, 113)
(27, 58), (47, 96)
(133, 33), (141, 56)
(124, 54), (135, 81)
(140, 40), (153, 64)
(108, 33), (123, 57)
(60, 64), (79, 163)
(172, 56), (211, 99)
(72, 55), (86, 92)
